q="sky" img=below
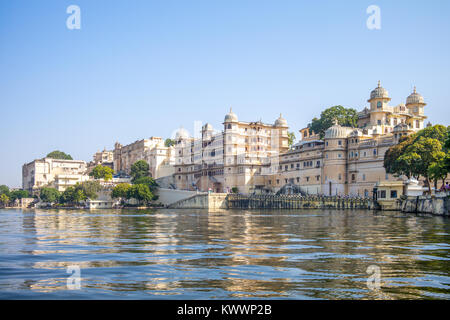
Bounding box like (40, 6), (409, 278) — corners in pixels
(0, 0), (449, 187)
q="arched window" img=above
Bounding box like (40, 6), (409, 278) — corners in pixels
(377, 101), (382, 108)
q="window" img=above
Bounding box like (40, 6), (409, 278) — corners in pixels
(268, 180), (271, 185)
(338, 140), (342, 146)
(338, 173), (342, 180)
(296, 177), (300, 183)
(377, 120), (381, 125)
(362, 174), (366, 181)
(378, 190), (386, 199)
(416, 120), (420, 128)
(316, 175), (320, 181)
(306, 177), (310, 182)
(351, 174), (355, 181)
(390, 190), (398, 198)
(373, 149), (377, 155)
(277, 179), (280, 184)
(377, 101), (382, 108)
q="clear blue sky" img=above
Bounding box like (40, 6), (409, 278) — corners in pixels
(1, 0), (449, 187)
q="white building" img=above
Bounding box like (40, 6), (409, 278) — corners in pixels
(22, 158), (88, 193)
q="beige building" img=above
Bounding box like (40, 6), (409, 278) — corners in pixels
(87, 149), (114, 173)
(113, 136), (175, 179)
(22, 158), (88, 193)
(174, 109), (289, 193)
(173, 82), (431, 197)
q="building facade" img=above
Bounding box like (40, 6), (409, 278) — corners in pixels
(173, 83), (430, 196)
(113, 136), (175, 179)
(174, 109), (290, 193)
(87, 149), (114, 173)
(22, 158), (88, 193)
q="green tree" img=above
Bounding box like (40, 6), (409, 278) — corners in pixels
(46, 150), (73, 160)
(308, 105), (358, 138)
(60, 186), (86, 205)
(39, 187), (60, 203)
(75, 181), (101, 200)
(0, 194), (9, 207)
(384, 135), (416, 178)
(132, 176), (158, 192)
(0, 185), (10, 197)
(428, 160), (448, 190)
(111, 183), (131, 199)
(165, 138), (176, 147)
(398, 137), (445, 193)
(288, 132), (296, 148)
(130, 160), (150, 182)
(9, 190), (29, 202)
(89, 165), (114, 181)
(126, 184), (153, 205)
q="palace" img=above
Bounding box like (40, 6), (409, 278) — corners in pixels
(173, 82), (428, 196)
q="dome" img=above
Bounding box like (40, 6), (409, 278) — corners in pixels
(224, 107), (238, 122)
(324, 119), (352, 139)
(175, 127), (189, 140)
(406, 87), (425, 105)
(369, 81), (389, 100)
(274, 113), (288, 127)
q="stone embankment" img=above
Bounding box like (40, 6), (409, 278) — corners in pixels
(401, 194), (450, 216)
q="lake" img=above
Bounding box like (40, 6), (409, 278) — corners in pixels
(0, 208), (449, 299)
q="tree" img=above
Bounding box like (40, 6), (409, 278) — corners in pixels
(39, 187), (60, 203)
(307, 105), (358, 138)
(89, 165), (114, 181)
(288, 132), (296, 148)
(111, 183), (131, 199)
(75, 181), (101, 200)
(46, 150), (73, 160)
(132, 176), (158, 192)
(428, 161), (448, 190)
(0, 185), (10, 197)
(126, 184), (153, 205)
(9, 190), (29, 202)
(0, 194), (9, 207)
(60, 186), (86, 205)
(384, 135), (416, 178)
(165, 138), (176, 147)
(398, 137), (445, 193)
(130, 160), (150, 182)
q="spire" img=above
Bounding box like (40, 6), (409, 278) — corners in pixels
(230, 107), (232, 112)
(377, 80), (381, 88)
(413, 86), (417, 94)
(333, 118), (339, 126)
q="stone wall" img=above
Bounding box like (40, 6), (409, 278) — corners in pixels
(401, 194), (450, 216)
(167, 193), (228, 211)
(156, 188), (198, 206)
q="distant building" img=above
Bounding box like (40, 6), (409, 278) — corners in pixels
(174, 109), (289, 194)
(87, 149), (114, 173)
(113, 136), (175, 179)
(173, 82), (434, 196)
(22, 158), (88, 193)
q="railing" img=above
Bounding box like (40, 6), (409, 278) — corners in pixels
(227, 194), (371, 210)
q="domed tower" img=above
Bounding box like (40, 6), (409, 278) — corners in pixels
(223, 108), (238, 188)
(273, 114), (289, 153)
(322, 120), (352, 196)
(405, 86), (427, 130)
(368, 81), (391, 128)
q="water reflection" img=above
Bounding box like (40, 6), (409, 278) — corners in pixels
(0, 208), (448, 299)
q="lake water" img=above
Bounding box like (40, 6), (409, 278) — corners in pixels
(0, 208), (449, 299)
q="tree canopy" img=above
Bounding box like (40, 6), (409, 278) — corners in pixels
(39, 187), (60, 203)
(111, 183), (131, 199)
(9, 190), (29, 201)
(164, 138), (176, 147)
(89, 165), (114, 181)
(0, 185), (10, 197)
(126, 184), (153, 204)
(307, 105), (358, 138)
(0, 194), (9, 206)
(384, 125), (450, 192)
(130, 160), (150, 182)
(288, 132), (296, 148)
(46, 150), (73, 160)
(132, 176), (158, 192)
